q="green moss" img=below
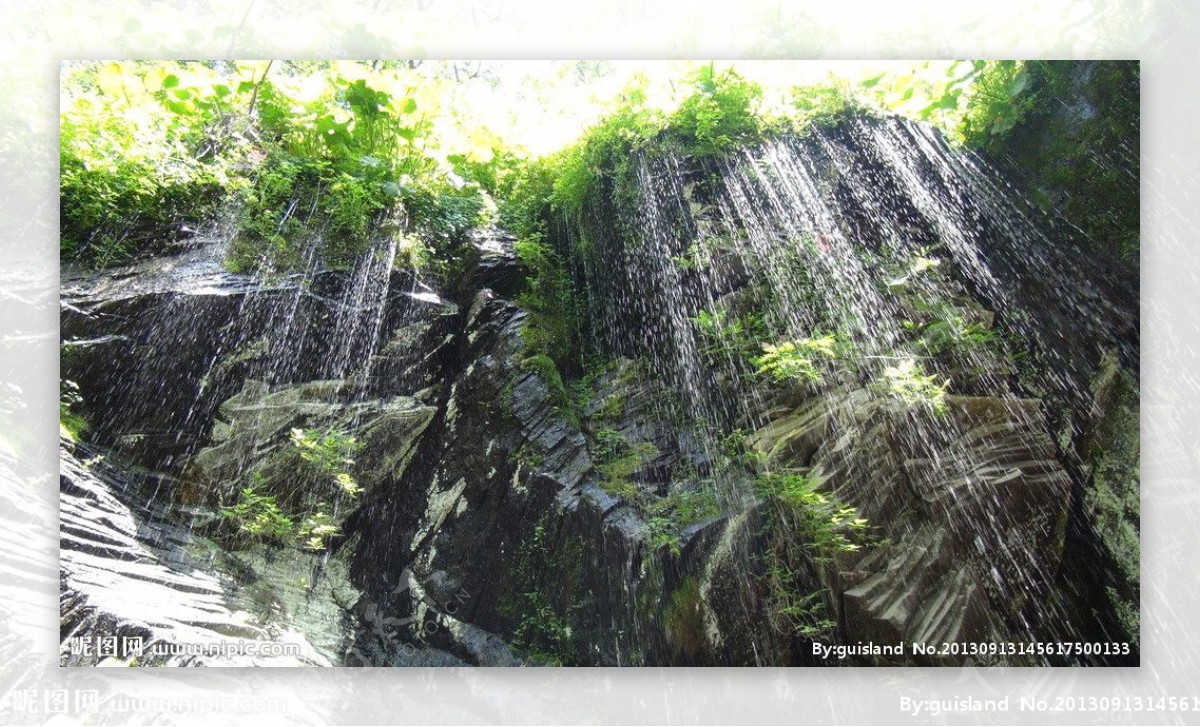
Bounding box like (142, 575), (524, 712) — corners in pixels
(664, 578), (708, 658)
(520, 353), (572, 418)
(59, 380), (87, 443)
(515, 237), (579, 372)
(1079, 355), (1139, 644)
(595, 437), (660, 500)
(593, 391), (627, 421)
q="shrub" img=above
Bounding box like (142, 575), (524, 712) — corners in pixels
(220, 479), (344, 552)
(958, 61), (1038, 151)
(591, 426), (660, 500)
(666, 65), (765, 156)
(693, 308), (768, 362)
(60, 86), (232, 266)
(789, 82), (870, 130)
(755, 468), (872, 641)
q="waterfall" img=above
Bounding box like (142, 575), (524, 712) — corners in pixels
(563, 115), (1135, 658)
(59, 114), (1137, 667)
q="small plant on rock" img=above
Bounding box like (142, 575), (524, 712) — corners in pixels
(289, 427), (363, 497)
(753, 334), (840, 384)
(754, 469), (869, 560)
(880, 358), (949, 415)
(220, 483), (295, 541)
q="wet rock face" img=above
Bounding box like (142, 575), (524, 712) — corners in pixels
(189, 378), (437, 516)
(345, 292), (647, 666)
(61, 244), (448, 474)
(738, 390), (1073, 665)
(60, 445), (348, 666)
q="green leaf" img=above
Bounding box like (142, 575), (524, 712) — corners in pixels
(161, 74), (179, 89)
(1008, 68), (1030, 96)
(860, 72), (885, 89)
(401, 97), (417, 114)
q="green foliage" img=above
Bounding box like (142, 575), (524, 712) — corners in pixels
(515, 237), (579, 371)
(865, 60), (1137, 259)
(511, 591), (575, 665)
(666, 65), (764, 156)
(497, 157), (558, 239)
(549, 95), (660, 219)
(289, 427), (363, 497)
(755, 469), (869, 560)
(910, 313), (997, 358)
(501, 65), (774, 236)
(60, 64), (239, 265)
(593, 390), (627, 421)
(506, 521), (579, 665)
(958, 61), (1038, 149)
(670, 242), (706, 271)
(789, 82), (870, 131)
(591, 426), (625, 460)
(59, 379), (87, 443)
(645, 486), (722, 555)
(297, 512), (341, 551)
(520, 353), (571, 412)
(220, 484), (295, 541)
(591, 427), (660, 500)
(860, 60), (1008, 140)
(983, 61), (1140, 260)
(647, 517), (683, 556)
(717, 428), (760, 469)
(231, 74), (486, 271)
(885, 254), (942, 291)
(693, 308), (769, 362)
(61, 62), (512, 271)
(755, 468), (872, 641)
(762, 562), (838, 640)
(752, 334), (840, 384)
(880, 358), (949, 415)
(220, 477), (343, 552)
(660, 487), (721, 526)
(215, 426), (361, 551)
